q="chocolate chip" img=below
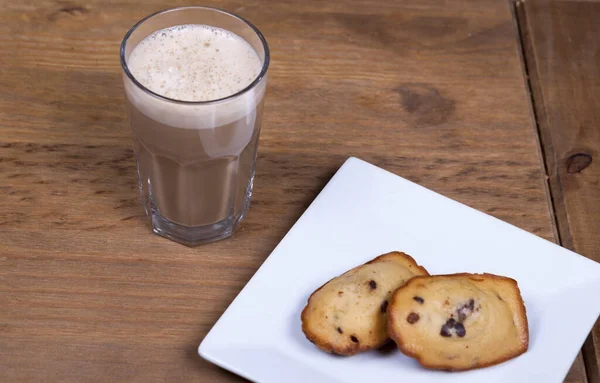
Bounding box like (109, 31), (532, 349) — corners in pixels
(337, 327), (343, 334)
(455, 322), (466, 337)
(350, 335), (359, 343)
(406, 312), (420, 324)
(380, 300), (388, 313)
(457, 299), (475, 322)
(440, 318), (457, 337)
(338, 291), (343, 296)
(369, 280), (377, 289)
(440, 325), (452, 337)
(467, 299), (475, 309)
(413, 296), (424, 304)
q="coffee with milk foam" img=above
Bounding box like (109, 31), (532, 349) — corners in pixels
(125, 24), (266, 227)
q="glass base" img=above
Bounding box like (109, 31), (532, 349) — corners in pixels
(151, 212), (241, 247)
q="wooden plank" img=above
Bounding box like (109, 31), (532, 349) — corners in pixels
(515, 0), (600, 382)
(0, 0), (572, 381)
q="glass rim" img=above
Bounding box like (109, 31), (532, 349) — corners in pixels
(119, 6), (270, 105)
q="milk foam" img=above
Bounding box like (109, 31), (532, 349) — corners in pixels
(124, 24), (267, 130)
(128, 24), (261, 102)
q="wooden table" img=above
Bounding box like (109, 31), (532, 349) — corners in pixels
(1, 0), (598, 381)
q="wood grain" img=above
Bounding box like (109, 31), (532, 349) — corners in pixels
(516, 1), (600, 382)
(0, 0), (582, 381)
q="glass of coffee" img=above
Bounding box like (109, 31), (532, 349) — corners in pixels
(120, 6), (269, 246)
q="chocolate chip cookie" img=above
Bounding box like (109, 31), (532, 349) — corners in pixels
(387, 273), (529, 371)
(301, 251), (429, 355)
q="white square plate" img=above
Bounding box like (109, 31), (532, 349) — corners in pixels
(199, 157), (600, 383)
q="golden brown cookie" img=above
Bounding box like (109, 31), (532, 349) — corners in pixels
(387, 273), (529, 371)
(301, 251), (429, 355)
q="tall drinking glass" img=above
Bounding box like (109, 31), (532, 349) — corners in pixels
(120, 7), (269, 246)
